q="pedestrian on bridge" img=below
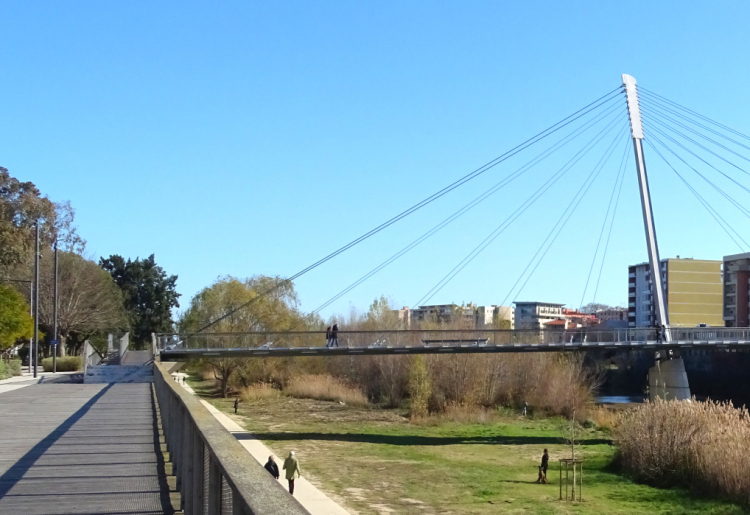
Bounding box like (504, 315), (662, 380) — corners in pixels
(283, 451), (302, 495)
(264, 456), (280, 479)
(325, 326), (332, 347)
(330, 323), (339, 347)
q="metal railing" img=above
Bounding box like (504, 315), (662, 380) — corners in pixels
(119, 332), (129, 363)
(155, 327), (750, 353)
(82, 340), (101, 376)
(153, 361), (309, 515)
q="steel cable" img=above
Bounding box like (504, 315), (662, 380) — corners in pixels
(192, 88), (624, 333)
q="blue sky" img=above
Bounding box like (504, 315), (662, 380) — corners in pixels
(2, 1), (749, 319)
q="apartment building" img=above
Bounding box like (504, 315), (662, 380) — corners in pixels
(723, 252), (750, 327)
(475, 305), (515, 329)
(393, 307), (411, 327)
(562, 309), (598, 327)
(628, 257), (723, 328)
(595, 308), (627, 322)
(407, 304), (476, 326)
(513, 301), (565, 330)
(394, 304), (515, 329)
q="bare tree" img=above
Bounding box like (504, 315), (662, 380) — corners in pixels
(36, 250), (127, 355)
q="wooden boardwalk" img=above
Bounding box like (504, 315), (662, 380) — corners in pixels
(0, 383), (173, 515)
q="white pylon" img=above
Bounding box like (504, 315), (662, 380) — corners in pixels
(622, 74), (670, 341)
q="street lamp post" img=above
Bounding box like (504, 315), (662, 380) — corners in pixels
(33, 222), (40, 378)
(53, 243), (59, 373)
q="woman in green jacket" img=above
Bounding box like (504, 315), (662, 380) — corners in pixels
(283, 451), (301, 495)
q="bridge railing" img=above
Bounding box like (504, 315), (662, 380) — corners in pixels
(153, 361), (309, 515)
(156, 327), (750, 352)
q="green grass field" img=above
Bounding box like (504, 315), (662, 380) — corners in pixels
(189, 378), (747, 515)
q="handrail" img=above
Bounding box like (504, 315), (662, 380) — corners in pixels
(82, 340), (101, 376)
(119, 332), (129, 363)
(153, 361), (309, 515)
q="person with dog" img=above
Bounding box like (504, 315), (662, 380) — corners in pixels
(536, 449), (549, 484)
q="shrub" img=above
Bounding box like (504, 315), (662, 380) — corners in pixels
(8, 359), (21, 376)
(0, 359), (22, 379)
(42, 356), (81, 372)
(285, 374), (368, 407)
(407, 356), (431, 419)
(240, 383), (281, 401)
(616, 398), (750, 506)
(0, 360), (21, 379)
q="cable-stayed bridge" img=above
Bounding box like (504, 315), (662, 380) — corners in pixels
(157, 327), (750, 359)
(166, 75), (750, 401)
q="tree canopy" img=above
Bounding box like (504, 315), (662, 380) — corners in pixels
(180, 275), (301, 334)
(580, 302), (624, 314)
(33, 251), (128, 354)
(0, 167), (57, 274)
(180, 275), (304, 397)
(0, 283), (33, 350)
(100, 254), (180, 345)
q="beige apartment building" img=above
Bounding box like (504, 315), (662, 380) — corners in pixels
(628, 257), (723, 328)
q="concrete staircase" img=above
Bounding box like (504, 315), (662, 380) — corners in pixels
(84, 350), (154, 384)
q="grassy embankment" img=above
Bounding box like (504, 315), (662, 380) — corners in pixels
(188, 376), (746, 515)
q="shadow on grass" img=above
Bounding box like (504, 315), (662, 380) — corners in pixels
(185, 376), (222, 398)
(241, 432), (612, 446)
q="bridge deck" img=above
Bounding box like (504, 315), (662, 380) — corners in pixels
(160, 338), (750, 359)
(0, 383), (172, 515)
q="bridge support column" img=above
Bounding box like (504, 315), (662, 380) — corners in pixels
(648, 357), (691, 401)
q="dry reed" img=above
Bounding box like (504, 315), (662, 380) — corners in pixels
(616, 398), (750, 506)
(589, 406), (621, 431)
(285, 374), (368, 407)
(239, 383), (281, 401)
(418, 404), (495, 425)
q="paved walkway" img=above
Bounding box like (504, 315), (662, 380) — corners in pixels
(0, 383), (172, 515)
(0, 371), (79, 394)
(181, 384), (350, 515)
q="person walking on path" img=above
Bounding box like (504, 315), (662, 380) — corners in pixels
(264, 456), (279, 479)
(536, 449), (549, 484)
(325, 326), (332, 347)
(283, 451), (301, 495)
(330, 324), (339, 348)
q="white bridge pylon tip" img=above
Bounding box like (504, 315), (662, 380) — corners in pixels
(622, 74), (645, 140)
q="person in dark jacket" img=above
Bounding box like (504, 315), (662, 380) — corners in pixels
(264, 456), (279, 479)
(325, 326), (332, 347)
(536, 449), (549, 484)
(330, 324), (339, 347)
